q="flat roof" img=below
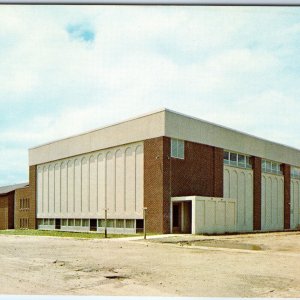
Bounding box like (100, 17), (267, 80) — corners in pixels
(29, 108), (300, 167)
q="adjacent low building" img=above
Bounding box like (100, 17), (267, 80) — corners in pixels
(25, 108), (300, 234)
(0, 183), (29, 230)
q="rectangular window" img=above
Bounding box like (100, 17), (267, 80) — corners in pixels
(238, 154), (245, 168)
(291, 167), (300, 179)
(98, 219), (105, 227)
(125, 219), (134, 228)
(107, 219), (115, 228)
(82, 219), (89, 227)
(62, 219), (67, 226)
(75, 219), (81, 226)
(116, 219), (124, 228)
(262, 159), (282, 175)
(68, 219), (74, 226)
(171, 139), (184, 159)
(224, 151), (251, 169)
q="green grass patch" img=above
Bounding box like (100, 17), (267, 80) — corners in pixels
(0, 229), (139, 239)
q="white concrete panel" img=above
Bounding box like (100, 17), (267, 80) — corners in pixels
(61, 162), (67, 215)
(67, 160), (74, 213)
(125, 147), (135, 214)
(135, 145), (144, 214)
(36, 142), (144, 219)
(223, 166), (253, 232)
(37, 167), (43, 217)
(43, 166), (48, 215)
(81, 158), (89, 214)
(54, 164), (60, 213)
(97, 154), (105, 213)
(106, 152), (115, 213)
(74, 159), (81, 215)
(291, 179), (300, 229)
(48, 165), (55, 214)
(89, 156), (97, 215)
(261, 173), (284, 231)
(115, 150), (125, 214)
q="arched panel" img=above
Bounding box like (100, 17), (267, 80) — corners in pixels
(60, 162), (67, 214)
(37, 167), (43, 216)
(48, 164), (55, 215)
(81, 157), (89, 214)
(43, 166), (48, 215)
(74, 159), (81, 214)
(135, 145), (144, 213)
(106, 152), (115, 212)
(89, 155), (97, 214)
(115, 149), (125, 214)
(125, 147), (135, 213)
(97, 153), (105, 213)
(67, 160), (74, 214)
(54, 164), (60, 214)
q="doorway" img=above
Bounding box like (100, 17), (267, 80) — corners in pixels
(90, 219), (97, 231)
(172, 201), (192, 233)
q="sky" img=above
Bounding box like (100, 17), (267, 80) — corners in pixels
(1, 5), (300, 186)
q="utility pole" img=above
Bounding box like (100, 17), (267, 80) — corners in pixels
(143, 207), (147, 239)
(104, 208), (108, 238)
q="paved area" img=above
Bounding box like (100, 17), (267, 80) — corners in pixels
(0, 232), (300, 297)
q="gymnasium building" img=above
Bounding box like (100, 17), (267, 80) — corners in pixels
(8, 109), (300, 234)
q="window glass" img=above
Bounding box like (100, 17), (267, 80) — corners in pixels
(107, 219), (115, 228)
(171, 139), (184, 159)
(44, 219), (49, 225)
(230, 153), (237, 165)
(68, 219), (74, 226)
(116, 219), (124, 228)
(238, 154), (245, 167)
(75, 219), (81, 226)
(171, 139), (178, 158)
(49, 219), (54, 225)
(82, 219), (89, 227)
(126, 219), (134, 228)
(266, 161), (272, 172)
(224, 151), (229, 161)
(62, 219), (67, 226)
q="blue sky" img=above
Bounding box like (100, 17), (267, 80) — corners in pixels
(1, 5), (300, 185)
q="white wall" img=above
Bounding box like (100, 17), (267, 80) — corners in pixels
(261, 173), (284, 231)
(193, 197), (236, 234)
(291, 179), (300, 229)
(223, 166), (253, 232)
(37, 142), (144, 219)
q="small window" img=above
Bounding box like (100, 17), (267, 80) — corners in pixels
(75, 219), (81, 226)
(98, 219), (105, 227)
(230, 153), (237, 165)
(238, 154), (245, 168)
(116, 219), (124, 228)
(291, 167), (300, 179)
(68, 219), (74, 226)
(62, 219), (67, 226)
(44, 219), (49, 225)
(82, 219), (89, 227)
(262, 159), (282, 175)
(126, 219), (134, 228)
(171, 139), (184, 159)
(49, 219), (54, 225)
(106, 219), (115, 228)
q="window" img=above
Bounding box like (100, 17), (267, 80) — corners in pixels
(224, 151), (252, 169)
(82, 219), (89, 227)
(171, 139), (184, 159)
(262, 159), (282, 175)
(291, 167), (300, 179)
(62, 219), (67, 226)
(116, 219), (124, 228)
(75, 219), (81, 226)
(68, 219), (74, 226)
(125, 219), (134, 228)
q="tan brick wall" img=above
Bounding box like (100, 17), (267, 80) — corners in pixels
(0, 192), (14, 230)
(29, 165), (37, 229)
(14, 187), (31, 229)
(144, 137), (224, 234)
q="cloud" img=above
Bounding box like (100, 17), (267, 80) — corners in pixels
(66, 23), (95, 43)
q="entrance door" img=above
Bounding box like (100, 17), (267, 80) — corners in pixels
(172, 203), (181, 233)
(90, 219), (97, 231)
(55, 219), (61, 230)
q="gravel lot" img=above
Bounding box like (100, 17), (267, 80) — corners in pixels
(0, 231), (300, 297)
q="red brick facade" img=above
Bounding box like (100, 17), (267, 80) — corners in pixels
(252, 156), (262, 231)
(144, 137), (224, 233)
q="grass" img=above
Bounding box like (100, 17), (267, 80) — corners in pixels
(0, 229), (140, 239)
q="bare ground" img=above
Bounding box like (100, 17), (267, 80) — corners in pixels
(0, 231), (300, 297)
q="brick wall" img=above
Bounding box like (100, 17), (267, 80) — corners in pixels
(14, 187), (31, 229)
(29, 165), (37, 229)
(0, 192), (14, 230)
(144, 137), (224, 233)
(252, 156), (262, 231)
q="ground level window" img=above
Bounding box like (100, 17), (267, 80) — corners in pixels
(82, 219), (89, 227)
(125, 219), (134, 228)
(116, 219), (124, 228)
(62, 219), (67, 226)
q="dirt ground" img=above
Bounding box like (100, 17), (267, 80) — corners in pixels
(0, 231), (300, 297)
